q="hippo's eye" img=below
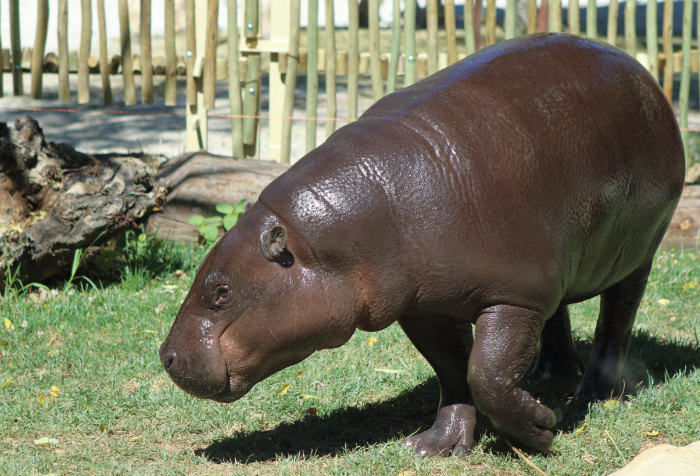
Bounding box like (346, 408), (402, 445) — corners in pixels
(214, 285), (234, 307)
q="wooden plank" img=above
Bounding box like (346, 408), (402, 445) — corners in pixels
(306, 0), (319, 152)
(528, 0), (537, 34)
(647, 0), (658, 80)
(164, 0), (177, 105)
(549, 0), (561, 32)
(445, 0), (457, 63)
(203, 0), (218, 110)
(505, 0), (517, 39)
(97, 0), (112, 105)
(30, 0), (48, 99)
(119, 0), (136, 105)
(185, 0), (196, 106)
(607, 0), (618, 45)
(326, 0), (338, 136)
(347, 0), (359, 120)
(587, 0), (597, 38)
(281, 0), (300, 164)
(679, 0), (693, 167)
(244, 0), (258, 44)
(569, 0), (580, 35)
(78, 0), (91, 104)
(663, 0), (674, 101)
(141, 0), (154, 104)
(10, 0), (22, 95)
(57, 0), (69, 100)
(227, 0), (244, 157)
(386, 0), (401, 93)
(486, 0), (497, 45)
(625, 0), (637, 56)
(404, 0), (417, 85)
(427, 0), (438, 74)
(242, 54), (261, 147)
(465, 0), (476, 54)
(369, 0), (383, 100)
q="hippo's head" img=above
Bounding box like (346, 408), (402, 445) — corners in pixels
(159, 204), (358, 402)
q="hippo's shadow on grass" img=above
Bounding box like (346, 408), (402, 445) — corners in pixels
(197, 332), (698, 464)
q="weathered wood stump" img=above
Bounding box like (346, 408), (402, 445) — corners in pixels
(0, 117), (166, 286)
(146, 151), (288, 242)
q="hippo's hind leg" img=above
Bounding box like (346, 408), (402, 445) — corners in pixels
(572, 261), (653, 400)
(469, 305), (557, 450)
(533, 305), (585, 380)
(398, 314), (475, 456)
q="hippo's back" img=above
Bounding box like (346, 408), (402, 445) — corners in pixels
(261, 34), (685, 309)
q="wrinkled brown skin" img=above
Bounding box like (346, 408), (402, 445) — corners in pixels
(160, 34), (685, 456)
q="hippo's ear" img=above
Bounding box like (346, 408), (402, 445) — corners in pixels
(260, 224), (287, 261)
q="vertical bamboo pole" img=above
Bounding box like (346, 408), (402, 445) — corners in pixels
(186, 0), (197, 106)
(679, 0), (692, 165)
(242, 54), (261, 148)
(78, 0), (92, 104)
(203, 0), (218, 110)
(473, 0), (482, 49)
(281, 0), (300, 164)
(528, 0), (537, 34)
(30, 0), (49, 99)
(97, 0), (112, 105)
(538, 0), (549, 31)
(587, 0), (597, 38)
(625, 0), (637, 56)
(141, 0), (154, 104)
(244, 0), (259, 43)
(119, 0), (137, 105)
(58, 0), (69, 101)
(268, 0), (289, 160)
(387, 0), (401, 93)
(486, 0), (497, 45)
(445, 0), (457, 64)
(505, 0), (517, 39)
(647, 0), (658, 80)
(348, 0), (359, 120)
(187, 0), (208, 151)
(165, 0), (177, 106)
(404, 0), (417, 86)
(607, 0), (618, 45)
(427, 0), (438, 74)
(369, 0), (383, 99)
(662, 0), (673, 101)
(227, 0), (243, 157)
(548, 0), (561, 33)
(306, 0), (319, 151)
(569, 0), (580, 35)
(9, 0), (22, 95)
(326, 0), (338, 135)
(465, 0), (476, 54)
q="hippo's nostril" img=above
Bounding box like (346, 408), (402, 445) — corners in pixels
(162, 349), (176, 371)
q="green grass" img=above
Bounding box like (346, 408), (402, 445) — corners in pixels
(0, 239), (698, 475)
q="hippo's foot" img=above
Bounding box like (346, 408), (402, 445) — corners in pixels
(405, 403), (476, 456)
(532, 347), (584, 381)
(488, 389), (558, 450)
(568, 339), (627, 402)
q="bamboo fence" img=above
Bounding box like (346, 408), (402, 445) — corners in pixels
(0, 0), (698, 167)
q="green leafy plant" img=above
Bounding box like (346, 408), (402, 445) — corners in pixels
(189, 199), (246, 246)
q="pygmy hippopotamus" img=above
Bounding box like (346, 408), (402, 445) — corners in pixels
(160, 33), (685, 456)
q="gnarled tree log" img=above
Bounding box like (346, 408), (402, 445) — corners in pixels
(0, 117), (166, 286)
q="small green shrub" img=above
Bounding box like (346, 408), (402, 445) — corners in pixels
(189, 199), (246, 246)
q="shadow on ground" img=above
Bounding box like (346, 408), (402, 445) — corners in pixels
(196, 331), (698, 463)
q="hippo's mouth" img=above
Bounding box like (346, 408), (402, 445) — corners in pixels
(209, 375), (253, 403)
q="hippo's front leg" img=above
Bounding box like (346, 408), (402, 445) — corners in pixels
(399, 315), (476, 456)
(469, 305), (557, 450)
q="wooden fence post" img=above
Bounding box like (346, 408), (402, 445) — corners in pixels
(647, 0), (658, 80)
(10, 0), (22, 96)
(186, 0), (209, 151)
(227, 0), (244, 157)
(587, 0), (597, 38)
(30, 0), (49, 99)
(141, 0), (154, 105)
(78, 0), (91, 104)
(165, 0), (177, 106)
(680, 0), (693, 166)
(404, 0), (417, 85)
(662, 0), (674, 101)
(281, 0), (300, 164)
(97, 0), (113, 105)
(119, 0), (137, 105)
(625, 0), (637, 56)
(326, 0), (338, 137)
(607, 0), (618, 45)
(306, 0), (319, 152)
(268, 0), (290, 161)
(387, 0), (402, 93)
(57, 0), (70, 101)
